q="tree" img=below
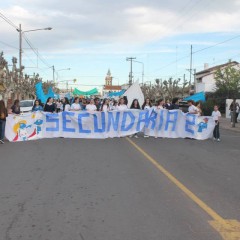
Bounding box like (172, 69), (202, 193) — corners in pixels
(214, 63), (240, 127)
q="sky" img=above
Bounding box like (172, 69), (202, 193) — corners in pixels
(1, 0), (240, 91)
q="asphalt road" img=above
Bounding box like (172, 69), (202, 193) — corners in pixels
(0, 129), (239, 240)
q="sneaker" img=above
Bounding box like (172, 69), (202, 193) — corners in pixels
(134, 135), (139, 138)
(129, 135), (133, 138)
(144, 135), (149, 138)
(213, 138), (216, 141)
(0, 139), (4, 144)
(217, 138), (221, 142)
(155, 136), (158, 139)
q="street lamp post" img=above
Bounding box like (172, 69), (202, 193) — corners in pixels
(17, 24), (52, 75)
(133, 60), (144, 85)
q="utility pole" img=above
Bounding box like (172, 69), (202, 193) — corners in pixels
(19, 24), (22, 75)
(126, 57), (136, 85)
(190, 45), (193, 85)
(52, 65), (55, 82)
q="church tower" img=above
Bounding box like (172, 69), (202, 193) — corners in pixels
(105, 69), (113, 86)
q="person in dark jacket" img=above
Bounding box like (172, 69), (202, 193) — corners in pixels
(11, 99), (20, 114)
(171, 97), (180, 110)
(0, 100), (8, 144)
(44, 97), (56, 113)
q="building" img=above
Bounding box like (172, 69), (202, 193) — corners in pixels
(195, 61), (239, 93)
(102, 69), (122, 96)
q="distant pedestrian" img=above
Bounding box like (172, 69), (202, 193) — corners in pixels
(44, 97), (56, 113)
(236, 103), (239, 123)
(212, 105), (221, 142)
(0, 100), (8, 144)
(11, 99), (20, 114)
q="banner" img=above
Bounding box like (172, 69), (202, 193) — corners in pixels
(5, 110), (215, 142)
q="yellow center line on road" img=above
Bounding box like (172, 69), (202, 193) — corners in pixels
(126, 137), (240, 240)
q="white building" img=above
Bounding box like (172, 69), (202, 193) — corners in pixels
(195, 61), (239, 93)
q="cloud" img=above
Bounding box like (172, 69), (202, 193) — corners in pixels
(1, 0), (240, 55)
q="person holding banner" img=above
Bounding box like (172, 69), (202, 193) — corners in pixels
(71, 97), (81, 111)
(187, 100), (198, 114)
(101, 99), (110, 112)
(0, 100), (8, 144)
(116, 98), (128, 111)
(86, 98), (97, 111)
(130, 99), (141, 138)
(32, 100), (43, 112)
(142, 98), (152, 110)
(44, 97), (56, 113)
(63, 97), (71, 111)
(11, 99), (20, 114)
(156, 99), (165, 110)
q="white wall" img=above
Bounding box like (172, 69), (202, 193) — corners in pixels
(225, 99), (240, 119)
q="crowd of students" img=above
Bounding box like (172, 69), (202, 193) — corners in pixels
(0, 96), (221, 143)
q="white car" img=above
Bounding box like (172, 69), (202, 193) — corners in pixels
(20, 100), (35, 113)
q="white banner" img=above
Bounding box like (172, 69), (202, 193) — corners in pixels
(5, 110), (215, 142)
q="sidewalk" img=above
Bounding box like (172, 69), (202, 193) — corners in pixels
(220, 117), (240, 133)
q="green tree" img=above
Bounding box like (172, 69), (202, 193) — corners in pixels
(214, 63), (240, 127)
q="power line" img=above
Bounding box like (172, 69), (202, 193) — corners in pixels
(23, 34), (52, 68)
(0, 40), (18, 49)
(0, 11), (18, 30)
(193, 34), (240, 54)
(153, 33), (240, 73)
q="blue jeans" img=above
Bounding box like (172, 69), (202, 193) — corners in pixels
(0, 119), (6, 140)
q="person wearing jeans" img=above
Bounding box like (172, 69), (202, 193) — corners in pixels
(0, 100), (8, 144)
(212, 105), (221, 142)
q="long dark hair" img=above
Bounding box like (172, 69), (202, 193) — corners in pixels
(0, 100), (6, 115)
(64, 97), (70, 105)
(142, 98), (152, 109)
(32, 99), (40, 109)
(130, 99), (140, 109)
(156, 99), (164, 106)
(101, 98), (109, 111)
(13, 99), (19, 106)
(46, 97), (52, 104)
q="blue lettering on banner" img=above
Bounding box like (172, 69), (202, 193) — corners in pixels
(93, 112), (106, 133)
(165, 111), (178, 131)
(136, 110), (147, 131)
(121, 111), (135, 131)
(158, 110), (164, 131)
(62, 111), (76, 132)
(146, 111), (157, 130)
(107, 112), (120, 132)
(78, 113), (91, 133)
(185, 114), (196, 134)
(46, 113), (59, 132)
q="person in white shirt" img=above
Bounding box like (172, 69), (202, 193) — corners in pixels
(187, 100), (198, 114)
(101, 99), (110, 112)
(142, 98), (152, 110)
(86, 99), (97, 111)
(155, 99), (165, 110)
(116, 98), (128, 111)
(71, 97), (81, 111)
(212, 105), (221, 141)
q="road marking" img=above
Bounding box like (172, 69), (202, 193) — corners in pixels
(126, 137), (240, 240)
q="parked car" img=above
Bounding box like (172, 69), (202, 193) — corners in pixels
(20, 100), (34, 113)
